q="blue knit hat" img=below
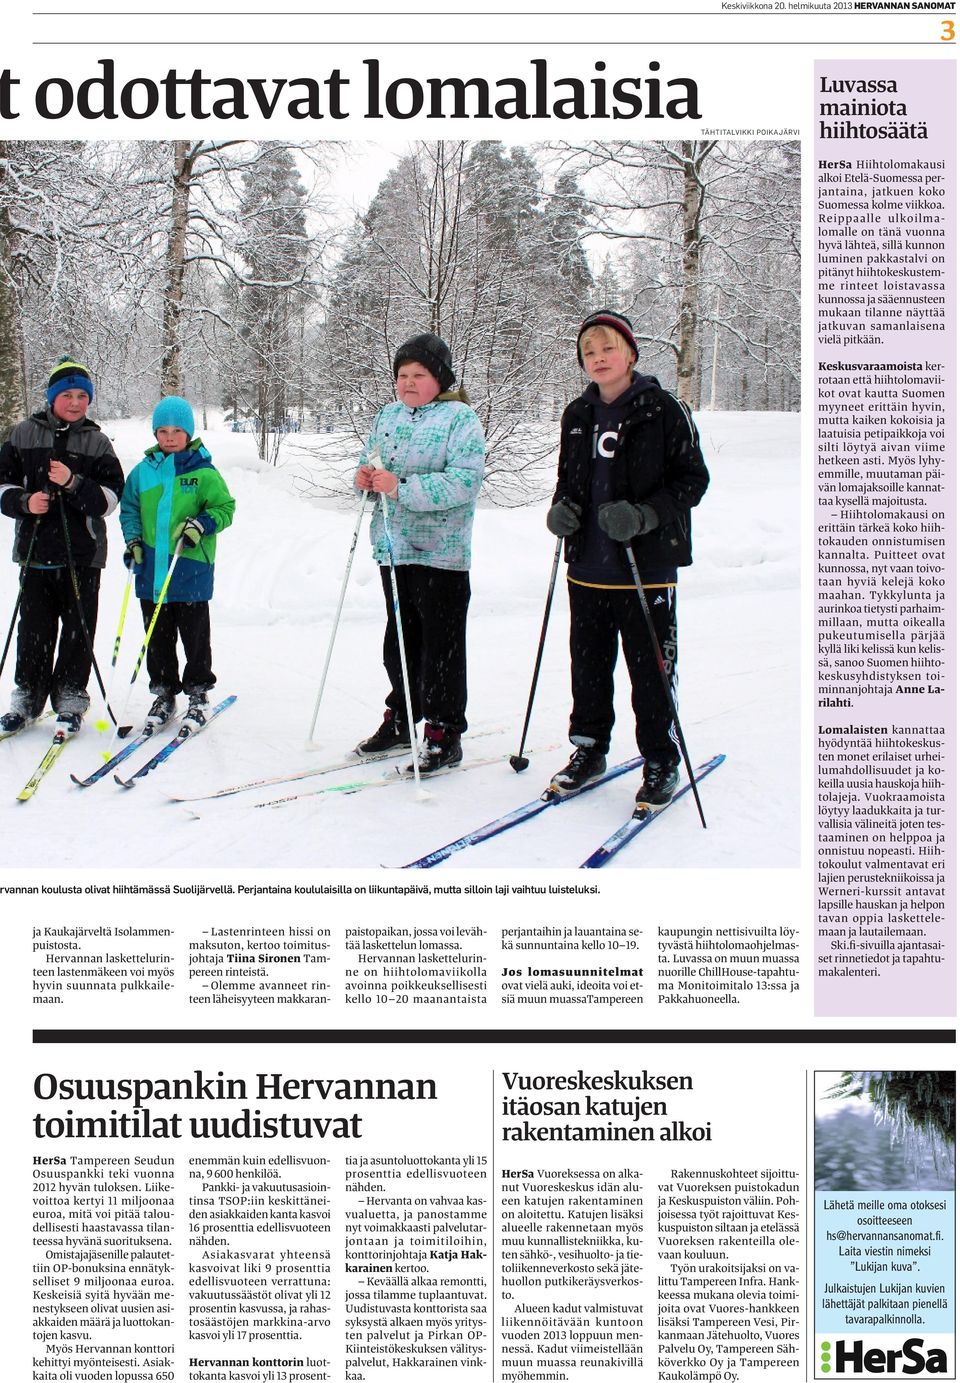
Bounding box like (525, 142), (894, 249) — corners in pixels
(48, 355), (94, 406)
(152, 396), (195, 439)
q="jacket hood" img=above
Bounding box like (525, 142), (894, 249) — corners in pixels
(396, 395), (470, 417)
(436, 386), (471, 405)
(140, 438), (212, 473)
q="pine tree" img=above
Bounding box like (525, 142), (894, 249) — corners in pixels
(234, 144), (311, 459)
(0, 142), (26, 433)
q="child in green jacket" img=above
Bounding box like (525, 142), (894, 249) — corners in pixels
(120, 397), (235, 732)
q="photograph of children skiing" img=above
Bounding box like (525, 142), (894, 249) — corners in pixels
(0, 138), (800, 868)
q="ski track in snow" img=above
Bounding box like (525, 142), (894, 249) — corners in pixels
(0, 412), (799, 870)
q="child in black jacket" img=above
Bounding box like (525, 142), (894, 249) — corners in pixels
(547, 311), (709, 805)
(0, 357), (124, 734)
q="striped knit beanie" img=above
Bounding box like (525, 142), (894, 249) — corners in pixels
(576, 311), (638, 367)
(48, 355), (94, 405)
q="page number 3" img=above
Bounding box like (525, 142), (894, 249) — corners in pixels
(941, 20), (955, 41)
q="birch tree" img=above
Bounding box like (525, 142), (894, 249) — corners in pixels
(556, 140), (800, 409)
(0, 142), (26, 432)
(153, 139), (332, 404)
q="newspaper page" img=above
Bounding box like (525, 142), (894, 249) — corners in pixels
(1, 2), (956, 1382)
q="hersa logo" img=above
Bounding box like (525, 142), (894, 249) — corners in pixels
(822, 1338), (948, 1375)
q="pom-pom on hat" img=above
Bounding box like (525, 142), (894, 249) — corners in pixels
(152, 396), (195, 440)
(576, 310), (639, 366)
(48, 355), (94, 405)
(393, 333), (456, 393)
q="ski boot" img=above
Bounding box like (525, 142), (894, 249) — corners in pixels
(356, 710), (411, 757)
(636, 761), (680, 807)
(414, 724), (463, 774)
(182, 691), (209, 734)
(550, 744), (607, 794)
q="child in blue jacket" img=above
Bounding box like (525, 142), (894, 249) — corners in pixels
(120, 397), (235, 732)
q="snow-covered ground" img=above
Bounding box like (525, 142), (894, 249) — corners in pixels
(0, 411), (799, 869)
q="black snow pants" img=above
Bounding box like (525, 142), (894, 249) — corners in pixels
(567, 578), (679, 765)
(378, 565), (470, 733)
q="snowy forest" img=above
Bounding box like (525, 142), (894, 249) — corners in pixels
(0, 137), (799, 503)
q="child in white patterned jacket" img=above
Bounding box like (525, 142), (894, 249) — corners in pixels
(354, 333), (486, 773)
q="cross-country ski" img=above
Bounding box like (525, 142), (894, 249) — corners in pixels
(70, 724), (174, 788)
(16, 725), (80, 801)
(579, 754), (726, 868)
(166, 725), (506, 804)
(0, 710), (54, 743)
(181, 747), (555, 819)
(168, 742), (410, 803)
(114, 696), (237, 788)
(399, 756), (645, 869)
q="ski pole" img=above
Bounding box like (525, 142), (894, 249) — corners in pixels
(379, 491), (422, 790)
(307, 489), (370, 743)
(623, 543), (707, 829)
(56, 492), (130, 735)
(130, 538), (185, 684)
(0, 516), (41, 684)
(103, 564), (135, 714)
(509, 536), (562, 772)
(106, 538), (185, 757)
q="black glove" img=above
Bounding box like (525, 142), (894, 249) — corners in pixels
(546, 499), (582, 537)
(598, 501), (658, 542)
(123, 539), (144, 569)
